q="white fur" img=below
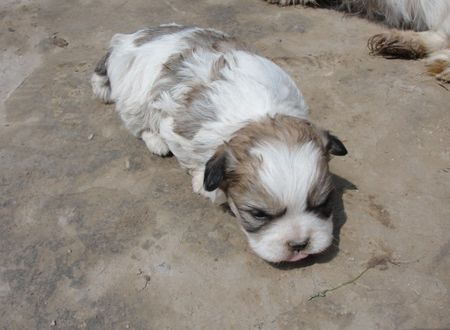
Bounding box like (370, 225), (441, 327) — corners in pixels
(246, 141), (333, 262)
(91, 73), (112, 103)
(247, 212), (333, 263)
(95, 27), (307, 163)
(253, 141), (322, 207)
(141, 131), (170, 156)
(159, 50), (308, 171)
(106, 27), (199, 136)
(91, 26), (332, 262)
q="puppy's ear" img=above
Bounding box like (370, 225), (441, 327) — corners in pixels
(325, 132), (347, 156)
(204, 146), (228, 192)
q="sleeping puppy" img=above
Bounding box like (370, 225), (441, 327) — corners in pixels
(91, 25), (347, 263)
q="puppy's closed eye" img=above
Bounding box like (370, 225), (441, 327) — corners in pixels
(239, 207), (287, 233)
(306, 193), (333, 219)
(250, 209), (272, 221)
(243, 207), (287, 221)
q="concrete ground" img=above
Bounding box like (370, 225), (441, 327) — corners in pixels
(1, 0), (449, 328)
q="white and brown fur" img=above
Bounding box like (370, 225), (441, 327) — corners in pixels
(91, 25), (347, 263)
(266, 0), (450, 82)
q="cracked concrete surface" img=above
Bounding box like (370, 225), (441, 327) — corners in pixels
(1, 0), (449, 328)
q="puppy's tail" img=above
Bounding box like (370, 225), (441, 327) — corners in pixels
(91, 51), (113, 103)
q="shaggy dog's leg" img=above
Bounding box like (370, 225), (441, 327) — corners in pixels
(368, 30), (448, 59)
(265, 0), (318, 6)
(426, 49), (450, 82)
(141, 131), (171, 156)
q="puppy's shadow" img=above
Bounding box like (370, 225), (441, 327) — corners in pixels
(270, 174), (357, 270)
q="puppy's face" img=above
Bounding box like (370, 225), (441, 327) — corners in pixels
(204, 116), (347, 263)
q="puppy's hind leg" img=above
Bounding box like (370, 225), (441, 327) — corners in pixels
(141, 131), (171, 157)
(368, 30), (448, 59)
(91, 51), (113, 103)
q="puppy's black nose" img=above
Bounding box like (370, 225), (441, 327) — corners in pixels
(288, 240), (309, 252)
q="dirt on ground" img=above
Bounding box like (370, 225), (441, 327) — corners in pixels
(1, 0), (449, 329)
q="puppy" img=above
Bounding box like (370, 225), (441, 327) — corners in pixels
(91, 25), (347, 263)
(265, 0), (450, 82)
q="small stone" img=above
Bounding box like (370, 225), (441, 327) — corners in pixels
(88, 133), (94, 140)
(8, 27), (15, 32)
(67, 249), (72, 253)
(125, 159), (131, 170)
(50, 320), (56, 326)
(125, 324), (130, 328)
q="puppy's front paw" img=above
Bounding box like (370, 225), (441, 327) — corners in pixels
(141, 131), (171, 156)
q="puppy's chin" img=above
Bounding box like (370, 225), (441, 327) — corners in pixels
(243, 214), (334, 263)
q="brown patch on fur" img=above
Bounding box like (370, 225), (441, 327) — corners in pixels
(426, 59), (447, 75)
(308, 172), (332, 206)
(221, 116), (331, 222)
(185, 29), (248, 53)
(134, 25), (187, 46)
(368, 32), (427, 59)
(171, 58), (228, 139)
(168, 30), (245, 139)
(212, 140), (284, 233)
(209, 55), (229, 80)
(228, 116), (325, 164)
(134, 27), (248, 139)
(427, 58), (450, 82)
(148, 48), (216, 139)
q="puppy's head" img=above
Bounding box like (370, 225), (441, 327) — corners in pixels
(204, 115), (347, 263)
